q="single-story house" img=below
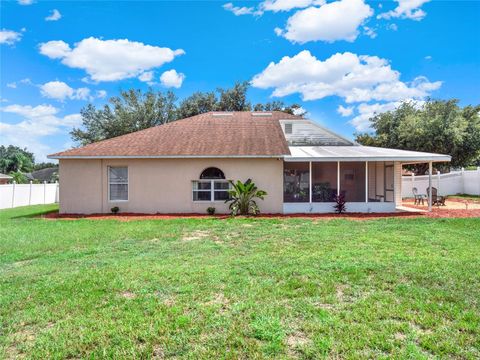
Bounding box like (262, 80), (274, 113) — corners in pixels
(25, 167), (59, 183)
(0, 173), (12, 185)
(48, 111), (451, 214)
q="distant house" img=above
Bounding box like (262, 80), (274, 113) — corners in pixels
(0, 173), (12, 185)
(49, 111), (450, 214)
(26, 167), (59, 183)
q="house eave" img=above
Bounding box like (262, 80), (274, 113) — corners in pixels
(48, 154), (287, 160)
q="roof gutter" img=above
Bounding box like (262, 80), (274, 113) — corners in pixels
(284, 155), (451, 162)
(48, 154), (287, 160)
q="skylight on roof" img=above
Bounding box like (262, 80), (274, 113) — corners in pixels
(212, 112), (233, 117)
(252, 112), (272, 116)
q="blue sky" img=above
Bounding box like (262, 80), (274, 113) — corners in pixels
(1, 0), (479, 161)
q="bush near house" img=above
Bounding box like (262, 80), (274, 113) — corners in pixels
(0, 205), (479, 358)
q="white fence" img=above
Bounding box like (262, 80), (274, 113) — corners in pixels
(402, 168), (480, 198)
(0, 182), (59, 210)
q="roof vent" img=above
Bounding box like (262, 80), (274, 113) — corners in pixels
(212, 112), (233, 117)
(252, 112), (272, 117)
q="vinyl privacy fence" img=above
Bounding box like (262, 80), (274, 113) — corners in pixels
(0, 182), (59, 210)
(402, 168), (480, 198)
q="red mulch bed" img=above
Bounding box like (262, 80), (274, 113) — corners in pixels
(42, 209), (480, 221)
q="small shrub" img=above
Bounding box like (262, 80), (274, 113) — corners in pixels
(111, 206), (120, 215)
(207, 207), (215, 215)
(333, 194), (346, 214)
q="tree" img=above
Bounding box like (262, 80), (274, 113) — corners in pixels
(71, 82), (306, 145)
(0, 145), (35, 173)
(71, 89), (177, 146)
(177, 91), (218, 119)
(354, 100), (480, 173)
(217, 81), (251, 111)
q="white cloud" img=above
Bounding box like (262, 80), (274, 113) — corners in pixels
(251, 50), (441, 103)
(425, 55), (432, 60)
(18, 0), (34, 5)
(260, 0), (325, 12)
(0, 104), (81, 161)
(39, 40), (71, 58)
(45, 9), (62, 21)
(388, 23), (398, 31)
(160, 70), (185, 88)
(7, 82), (17, 89)
(276, 0), (373, 43)
(96, 90), (107, 99)
(223, 3), (255, 15)
(138, 71), (154, 83)
(337, 105), (354, 117)
(0, 29), (22, 45)
(378, 0), (430, 20)
(40, 81), (74, 101)
(39, 37), (185, 82)
(40, 81), (105, 102)
(363, 26), (377, 39)
(350, 100), (425, 131)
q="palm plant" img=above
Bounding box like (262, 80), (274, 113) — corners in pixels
(225, 179), (267, 216)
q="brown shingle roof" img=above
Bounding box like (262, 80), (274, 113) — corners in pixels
(49, 111), (302, 158)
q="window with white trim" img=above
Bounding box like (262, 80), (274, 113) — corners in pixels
(192, 167), (231, 201)
(109, 167), (128, 201)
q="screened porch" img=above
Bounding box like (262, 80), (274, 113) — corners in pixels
(283, 161), (396, 213)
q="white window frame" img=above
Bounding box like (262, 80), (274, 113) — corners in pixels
(108, 166), (129, 202)
(192, 180), (231, 202)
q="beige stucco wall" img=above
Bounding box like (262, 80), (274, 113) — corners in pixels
(59, 158), (284, 214)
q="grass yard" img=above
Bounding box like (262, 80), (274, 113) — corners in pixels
(1, 205), (479, 359)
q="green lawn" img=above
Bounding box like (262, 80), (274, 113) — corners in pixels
(1, 205), (479, 359)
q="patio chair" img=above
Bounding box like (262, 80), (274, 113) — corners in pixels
(426, 187), (446, 206)
(412, 187), (426, 205)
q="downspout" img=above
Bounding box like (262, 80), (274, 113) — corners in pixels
(428, 161), (432, 212)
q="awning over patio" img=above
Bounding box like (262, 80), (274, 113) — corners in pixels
(285, 146), (451, 163)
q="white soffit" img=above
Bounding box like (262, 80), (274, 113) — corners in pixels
(285, 146), (452, 162)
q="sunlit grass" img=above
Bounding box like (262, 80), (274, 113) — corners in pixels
(1, 205), (479, 358)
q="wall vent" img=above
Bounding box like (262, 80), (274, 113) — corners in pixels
(284, 123), (293, 134)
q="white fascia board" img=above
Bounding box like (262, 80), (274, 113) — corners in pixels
(48, 154), (286, 160)
(284, 155), (451, 162)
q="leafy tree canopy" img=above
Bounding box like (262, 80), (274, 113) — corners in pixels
(0, 145), (35, 174)
(354, 100), (480, 172)
(72, 81), (305, 145)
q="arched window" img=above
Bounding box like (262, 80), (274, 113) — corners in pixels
(200, 167), (225, 180)
(193, 167), (230, 202)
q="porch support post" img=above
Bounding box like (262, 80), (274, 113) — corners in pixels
(337, 161), (340, 196)
(309, 161), (312, 204)
(365, 161), (368, 203)
(428, 161), (433, 212)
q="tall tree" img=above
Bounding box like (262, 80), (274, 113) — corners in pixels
(355, 100), (480, 172)
(71, 89), (177, 146)
(177, 91), (217, 119)
(0, 145), (35, 174)
(217, 81), (251, 111)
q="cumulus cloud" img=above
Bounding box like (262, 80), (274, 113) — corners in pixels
(138, 71), (154, 83)
(337, 105), (354, 117)
(18, 0), (34, 5)
(378, 0), (430, 20)
(0, 29), (22, 45)
(251, 50), (441, 102)
(45, 9), (62, 21)
(40, 81), (105, 101)
(160, 70), (185, 88)
(39, 37), (185, 82)
(252, 50), (441, 130)
(0, 104), (81, 161)
(275, 0), (373, 43)
(260, 0), (325, 12)
(223, 2), (255, 15)
(350, 100), (425, 131)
